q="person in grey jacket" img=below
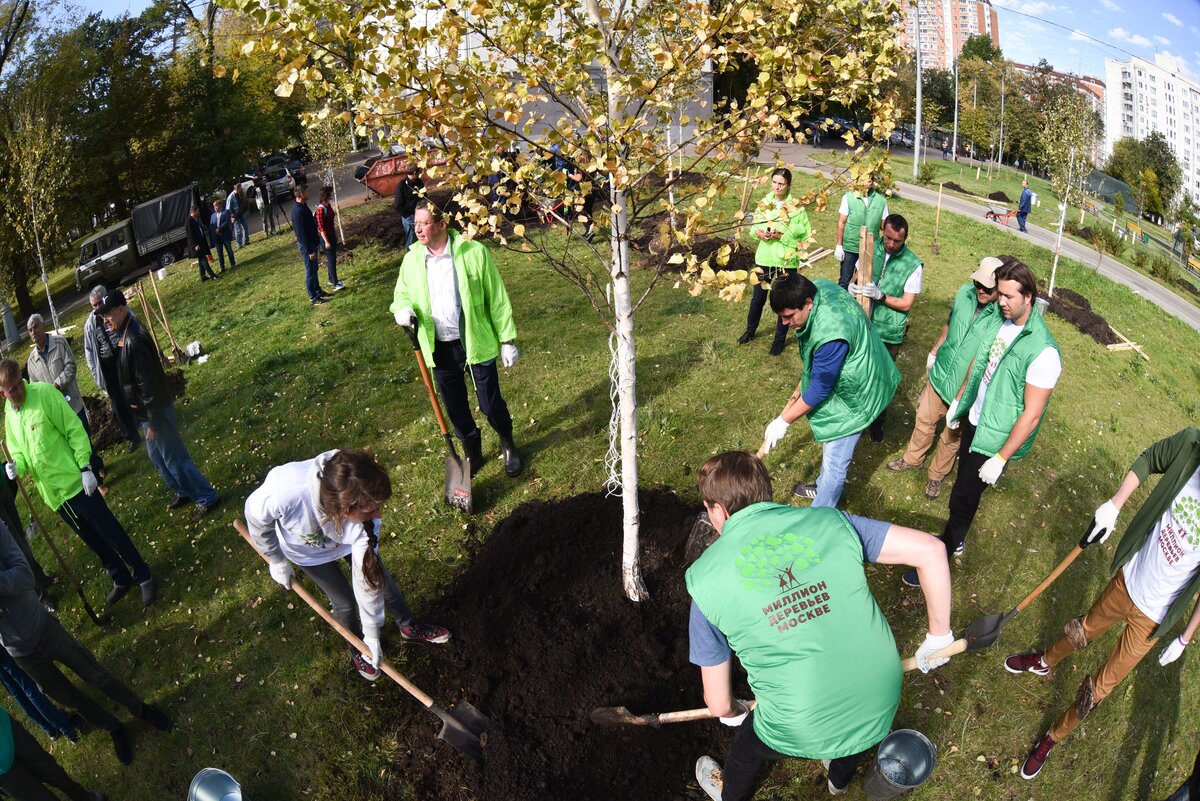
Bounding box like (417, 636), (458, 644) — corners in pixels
(26, 315), (105, 484)
(82, 287), (140, 452)
(0, 522), (170, 765)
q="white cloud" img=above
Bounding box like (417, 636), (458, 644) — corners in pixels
(1100, 0), (1122, 10)
(1158, 52), (1195, 78)
(1163, 12), (1183, 27)
(1069, 28), (1090, 41)
(1110, 27), (1153, 47)
(1155, 35), (1172, 46)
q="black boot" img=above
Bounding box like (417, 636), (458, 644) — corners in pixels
(499, 435), (523, 477)
(462, 435), (484, 477)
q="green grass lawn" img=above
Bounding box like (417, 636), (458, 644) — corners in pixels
(6, 173), (1200, 800)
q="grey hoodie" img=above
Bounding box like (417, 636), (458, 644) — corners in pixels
(0, 521), (48, 657)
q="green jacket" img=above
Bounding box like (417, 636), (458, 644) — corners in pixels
(840, 190), (887, 254)
(1110, 428), (1200, 636)
(4, 381), (91, 511)
(796, 279), (900, 442)
(686, 503), (900, 758)
(750, 195), (812, 271)
(390, 230), (517, 367)
(952, 311), (1059, 461)
(869, 241), (922, 345)
(928, 283), (1002, 404)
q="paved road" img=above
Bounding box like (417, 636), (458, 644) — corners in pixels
(759, 141), (1200, 334)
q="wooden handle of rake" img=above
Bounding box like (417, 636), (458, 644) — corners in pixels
(0, 441), (106, 626)
(233, 520), (438, 710)
(855, 229), (873, 315)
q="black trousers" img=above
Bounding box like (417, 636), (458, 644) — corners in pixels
(74, 409), (104, 477)
(432, 339), (513, 442)
(99, 359), (139, 445)
(744, 268), (791, 349)
(0, 717), (92, 801)
(197, 254), (217, 281)
(939, 422), (991, 556)
(838, 249), (860, 289)
(14, 615), (144, 733)
(0, 482), (48, 599)
(720, 711), (865, 801)
(57, 490), (151, 587)
(869, 341), (903, 440)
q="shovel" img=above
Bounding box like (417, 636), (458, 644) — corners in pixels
(234, 521), (488, 759)
(899, 528), (1090, 671)
(401, 322), (472, 514)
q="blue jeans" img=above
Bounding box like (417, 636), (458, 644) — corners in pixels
(0, 649), (76, 740)
(813, 430), (863, 508)
(214, 237), (236, 270)
(837, 249), (860, 289)
(401, 216), (416, 247)
(141, 403), (218, 506)
(233, 217), (249, 247)
(299, 246), (321, 300)
(1016, 212), (1028, 232)
(323, 240), (340, 285)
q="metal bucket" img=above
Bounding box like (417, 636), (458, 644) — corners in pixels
(187, 768), (243, 801)
(862, 729), (937, 801)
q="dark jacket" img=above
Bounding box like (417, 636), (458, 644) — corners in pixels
(115, 316), (170, 427)
(0, 522), (48, 659)
(186, 215), (212, 256)
(291, 201), (319, 253)
(210, 209), (234, 243)
(393, 177), (424, 217)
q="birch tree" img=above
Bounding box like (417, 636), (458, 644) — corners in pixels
(222, 0), (902, 600)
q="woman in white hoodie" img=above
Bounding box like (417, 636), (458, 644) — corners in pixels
(245, 449), (450, 681)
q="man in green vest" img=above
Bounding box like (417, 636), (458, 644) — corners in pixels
(1005, 427), (1200, 780)
(850, 213), (923, 443)
(761, 273), (899, 507)
(887, 257), (1003, 500)
(902, 260), (1061, 587)
(834, 176), (889, 289)
(687, 451), (952, 800)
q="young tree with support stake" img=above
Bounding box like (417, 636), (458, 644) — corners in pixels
(1041, 88), (1101, 297)
(222, 0), (902, 601)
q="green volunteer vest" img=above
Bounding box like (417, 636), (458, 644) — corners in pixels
(928, 283), (1003, 404)
(686, 503), (901, 758)
(870, 241), (922, 345)
(796, 280), (900, 442)
(954, 310), (1059, 460)
(841, 190), (887, 254)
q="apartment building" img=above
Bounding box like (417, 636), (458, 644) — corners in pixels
(897, 0), (1001, 71)
(1104, 54), (1200, 203)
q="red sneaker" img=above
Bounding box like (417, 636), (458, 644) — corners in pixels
(398, 622), (451, 644)
(1020, 733), (1056, 779)
(1004, 652), (1049, 675)
(348, 646), (379, 681)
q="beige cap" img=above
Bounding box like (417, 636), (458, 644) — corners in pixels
(971, 256), (1003, 289)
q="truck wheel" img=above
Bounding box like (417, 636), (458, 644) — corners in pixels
(158, 251), (176, 269)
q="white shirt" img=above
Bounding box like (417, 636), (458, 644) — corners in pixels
(968, 319), (1061, 425)
(426, 248), (461, 341)
(881, 252), (923, 294)
(1123, 466), (1200, 623)
(838, 193), (889, 221)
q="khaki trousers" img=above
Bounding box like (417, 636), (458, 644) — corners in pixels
(1042, 571), (1159, 742)
(898, 381), (962, 481)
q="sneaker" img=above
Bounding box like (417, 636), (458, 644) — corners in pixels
(822, 759), (849, 796)
(140, 578), (157, 606)
(792, 482), (818, 500)
(1020, 733), (1056, 779)
(398, 621), (452, 644)
(953, 540), (965, 557)
(695, 755), (724, 801)
(110, 723), (133, 765)
(138, 703), (173, 732)
(166, 495), (191, 510)
(106, 583), (132, 605)
(331, 282), (347, 291)
(1004, 652), (1050, 676)
(348, 647), (379, 682)
(887, 457), (922, 473)
(902, 569), (920, 588)
(192, 496), (221, 522)
(310, 296), (328, 305)
(924, 478), (943, 499)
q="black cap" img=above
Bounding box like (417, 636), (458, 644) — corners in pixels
(97, 290), (128, 314)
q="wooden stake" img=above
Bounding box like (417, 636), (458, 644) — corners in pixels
(148, 269), (187, 363)
(855, 228), (874, 315)
(738, 166), (753, 217)
(932, 183), (944, 255)
(134, 282), (168, 368)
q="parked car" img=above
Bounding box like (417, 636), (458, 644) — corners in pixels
(287, 160), (308, 185)
(263, 164), (296, 199)
(889, 129), (915, 148)
(286, 144), (313, 165)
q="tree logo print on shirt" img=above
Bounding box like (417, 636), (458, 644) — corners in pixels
(735, 532), (821, 592)
(298, 530), (332, 549)
(1174, 495), (1200, 549)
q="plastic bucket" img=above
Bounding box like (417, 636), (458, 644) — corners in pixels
(862, 729), (937, 801)
(187, 768), (243, 801)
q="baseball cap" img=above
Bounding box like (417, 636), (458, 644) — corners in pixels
(971, 257), (1003, 289)
(97, 290), (128, 314)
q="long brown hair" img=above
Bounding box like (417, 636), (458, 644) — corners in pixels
(318, 449), (392, 591)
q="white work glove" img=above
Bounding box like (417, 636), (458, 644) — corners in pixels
(763, 416), (791, 455)
(501, 342), (519, 368)
(979, 455), (1007, 485)
(362, 636), (382, 668)
(834, 243), (845, 261)
(4, 463), (15, 480)
(850, 282), (884, 300)
(915, 631), (956, 673)
(926, 352), (936, 372)
(719, 700), (751, 727)
(268, 561), (294, 589)
(394, 307), (415, 327)
(945, 398), (961, 430)
(81, 469), (98, 497)
(1083, 500), (1120, 547)
(1159, 636), (1189, 666)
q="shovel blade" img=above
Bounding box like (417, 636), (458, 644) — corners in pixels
(589, 706), (654, 727)
(444, 456), (473, 514)
(960, 610), (1013, 651)
(433, 701), (489, 760)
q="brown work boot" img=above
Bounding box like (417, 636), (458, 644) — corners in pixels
(887, 457), (922, 472)
(925, 478), (943, 499)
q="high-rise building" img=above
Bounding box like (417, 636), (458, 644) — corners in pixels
(897, 0), (1000, 71)
(1104, 54), (1200, 203)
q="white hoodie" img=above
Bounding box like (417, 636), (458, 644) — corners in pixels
(244, 450), (385, 640)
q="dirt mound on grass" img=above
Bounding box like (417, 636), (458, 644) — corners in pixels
(395, 490), (749, 801)
(643, 171), (707, 188)
(82, 396), (123, 453)
(1043, 286), (1118, 346)
(987, 190), (1012, 203)
(943, 181), (973, 195)
(656, 237), (756, 273)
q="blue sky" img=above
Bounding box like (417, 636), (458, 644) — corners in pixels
(992, 0), (1200, 80)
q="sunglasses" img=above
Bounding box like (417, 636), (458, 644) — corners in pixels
(973, 281), (994, 292)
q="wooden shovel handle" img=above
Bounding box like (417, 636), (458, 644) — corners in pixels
(233, 520), (437, 709)
(900, 638), (968, 673)
(1015, 545), (1083, 614)
(658, 699), (758, 725)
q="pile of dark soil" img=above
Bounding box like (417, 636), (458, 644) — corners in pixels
(1075, 226), (1095, 241)
(657, 237), (755, 274)
(987, 190), (1012, 204)
(395, 490), (747, 801)
(643, 171), (707, 189)
(1043, 286), (1118, 345)
(943, 181), (972, 195)
(82, 396), (123, 453)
